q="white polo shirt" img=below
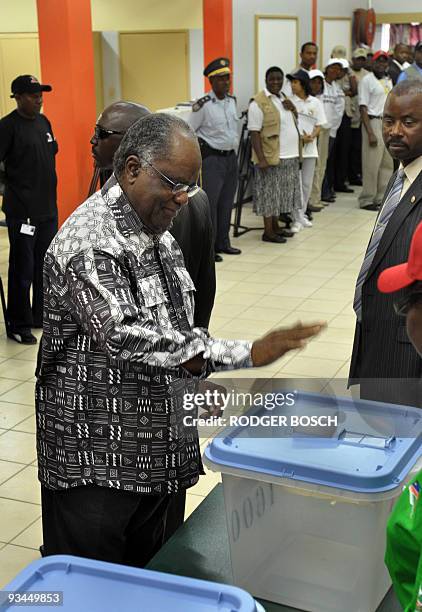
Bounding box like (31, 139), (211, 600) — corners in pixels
(289, 94), (326, 158)
(359, 72), (392, 117)
(248, 89), (299, 159)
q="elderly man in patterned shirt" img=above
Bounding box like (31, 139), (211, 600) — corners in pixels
(36, 113), (324, 567)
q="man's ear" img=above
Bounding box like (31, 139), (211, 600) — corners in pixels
(125, 156), (141, 184)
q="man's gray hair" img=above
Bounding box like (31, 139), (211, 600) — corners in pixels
(392, 79), (422, 98)
(113, 112), (196, 176)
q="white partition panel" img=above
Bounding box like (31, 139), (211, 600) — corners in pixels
(320, 18), (352, 68)
(255, 16), (298, 93)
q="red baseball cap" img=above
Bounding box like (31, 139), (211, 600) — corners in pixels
(372, 50), (389, 62)
(378, 222), (422, 293)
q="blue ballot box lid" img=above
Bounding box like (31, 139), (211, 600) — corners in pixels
(204, 392), (422, 494)
(3, 555), (260, 611)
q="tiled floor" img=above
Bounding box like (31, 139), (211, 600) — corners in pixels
(0, 189), (377, 586)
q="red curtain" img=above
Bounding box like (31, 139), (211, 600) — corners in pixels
(390, 24), (422, 47)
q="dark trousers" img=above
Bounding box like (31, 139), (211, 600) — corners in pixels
(322, 137), (336, 199)
(163, 490), (186, 543)
(334, 114), (352, 189)
(6, 216), (58, 332)
(201, 152), (238, 251)
(349, 127), (362, 182)
(41, 485), (171, 568)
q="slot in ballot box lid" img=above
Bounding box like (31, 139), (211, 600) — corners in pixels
(204, 392), (422, 497)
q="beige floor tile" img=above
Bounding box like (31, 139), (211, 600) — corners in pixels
(0, 341), (33, 359)
(210, 303), (250, 318)
(0, 402), (34, 429)
(215, 292), (261, 307)
(233, 282), (275, 296)
(9, 345), (39, 362)
(220, 318), (273, 334)
(318, 327), (355, 346)
(216, 270), (250, 283)
(0, 431), (36, 464)
(303, 340), (352, 361)
(330, 314), (357, 329)
(278, 356), (343, 378)
(0, 461), (27, 485)
(185, 494), (205, 519)
(239, 307), (291, 323)
(0, 379), (24, 397)
(299, 298), (349, 315)
(0, 359), (37, 382)
(0, 466), (40, 505)
(0, 381), (35, 406)
(310, 287), (353, 303)
(0, 497), (41, 542)
(278, 311), (337, 326)
(268, 284), (318, 299)
(255, 295), (304, 310)
(0, 544), (40, 588)
(10, 517), (42, 550)
(208, 316), (233, 333)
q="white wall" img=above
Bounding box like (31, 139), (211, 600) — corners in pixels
(189, 29), (204, 101)
(101, 32), (122, 108)
(233, 0), (313, 111)
(371, 0), (422, 12)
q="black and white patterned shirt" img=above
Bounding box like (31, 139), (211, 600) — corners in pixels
(35, 176), (252, 494)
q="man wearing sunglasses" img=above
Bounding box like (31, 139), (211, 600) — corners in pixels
(90, 101), (216, 332)
(36, 112), (324, 567)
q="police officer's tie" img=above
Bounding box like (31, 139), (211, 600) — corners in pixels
(353, 168), (405, 321)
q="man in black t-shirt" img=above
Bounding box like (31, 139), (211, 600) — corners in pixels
(0, 75), (58, 344)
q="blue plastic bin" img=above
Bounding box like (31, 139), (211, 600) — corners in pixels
(2, 555), (262, 611)
(203, 391), (422, 612)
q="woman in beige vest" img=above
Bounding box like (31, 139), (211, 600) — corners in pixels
(248, 66), (302, 243)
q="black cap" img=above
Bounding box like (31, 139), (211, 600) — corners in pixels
(203, 57), (231, 78)
(286, 69), (310, 84)
(10, 75), (52, 98)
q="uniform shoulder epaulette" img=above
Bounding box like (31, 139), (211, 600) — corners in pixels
(227, 94), (237, 101)
(192, 95), (211, 112)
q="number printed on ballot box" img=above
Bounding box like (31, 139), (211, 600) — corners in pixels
(230, 483), (275, 543)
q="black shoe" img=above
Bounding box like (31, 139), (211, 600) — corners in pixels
(306, 211), (313, 221)
(349, 179), (362, 186)
(335, 186), (354, 193)
(39, 544), (46, 557)
(276, 229), (294, 238)
(216, 247), (241, 255)
(262, 233), (286, 244)
(279, 213), (292, 228)
(7, 331), (37, 345)
(361, 203), (380, 211)
(215, 254), (223, 262)
(321, 196), (335, 203)
(307, 204), (324, 213)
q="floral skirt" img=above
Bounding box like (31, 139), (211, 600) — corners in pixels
(253, 158), (302, 216)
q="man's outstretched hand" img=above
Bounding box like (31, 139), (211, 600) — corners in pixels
(251, 322), (326, 367)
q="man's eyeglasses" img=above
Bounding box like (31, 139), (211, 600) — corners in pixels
(94, 125), (125, 140)
(139, 156), (200, 198)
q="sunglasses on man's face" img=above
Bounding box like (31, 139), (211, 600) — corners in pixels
(94, 125), (125, 140)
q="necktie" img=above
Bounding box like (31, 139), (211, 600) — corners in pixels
(353, 168), (405, 321)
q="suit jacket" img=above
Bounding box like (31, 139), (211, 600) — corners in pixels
(388, 59), (403, 86)
(170, 188), (216, 329)
(349, 168), (422, 405)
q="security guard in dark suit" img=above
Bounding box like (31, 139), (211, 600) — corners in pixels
(189, 58), (241, 261)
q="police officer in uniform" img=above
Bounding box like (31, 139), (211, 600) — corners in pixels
(189, 58), (241, 262)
